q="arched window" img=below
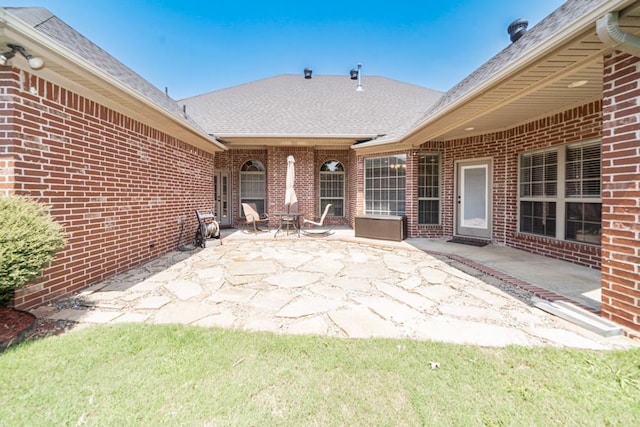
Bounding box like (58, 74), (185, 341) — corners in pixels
(319, 160), (344, 217)
(240, 160), (266, 214)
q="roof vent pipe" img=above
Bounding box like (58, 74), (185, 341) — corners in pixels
(304, 68), (312, 79)
(507, 19), (528, 43)
(596, 12), (640, 58)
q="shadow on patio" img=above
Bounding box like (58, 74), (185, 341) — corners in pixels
(31, 227), (637, 349)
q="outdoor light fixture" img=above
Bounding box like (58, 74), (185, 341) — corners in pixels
(568, 80), (588, 88)
(0, 49), (15, 66)
(0, 44), (44, 70)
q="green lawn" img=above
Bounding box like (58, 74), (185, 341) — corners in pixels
(1, 324), (638, 426)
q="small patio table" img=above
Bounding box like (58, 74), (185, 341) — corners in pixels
(272, 211), (302, 238)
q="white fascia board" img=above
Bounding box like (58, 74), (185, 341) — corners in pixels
(214, 133), (381, 140)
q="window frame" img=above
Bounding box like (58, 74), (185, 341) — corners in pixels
(364, 154), (407, 216)
(518, 148), (559, 237)
(319, 160), (345, 217)
(239, 160), (266, 216)
(517, 140), (601, 245)
(417, 153), (441, 225)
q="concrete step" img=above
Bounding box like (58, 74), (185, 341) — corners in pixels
(532, 297), (623, 337)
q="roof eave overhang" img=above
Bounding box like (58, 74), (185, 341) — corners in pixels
(0, 10), (227, 153)
(350, 137), (413, 155)
(356, 0), (636, 149)
(216, 133), (381, 149)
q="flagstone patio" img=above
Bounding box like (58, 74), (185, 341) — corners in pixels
(32, 232), (639, 349)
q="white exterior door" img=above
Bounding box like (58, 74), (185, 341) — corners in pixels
(456, 159), (492, 239)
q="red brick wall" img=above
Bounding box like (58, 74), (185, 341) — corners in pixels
(217, 147), (352, 227)
(1, 68), (215, 309)
(267, 146), (315, 220)
(412, 101), (602, 268)
(215, 148), (268, 225)
(601, 51), (640, 332)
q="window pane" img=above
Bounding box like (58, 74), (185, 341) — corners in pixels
(566, 202), (601, 245)
(240, 160), (265, 215)
(364, 155), (406, 216)
(320, 160), (344, 217)
(241, 160), (265, 172)
(566, 143), (601, 198)
(418, 154), (440, 224)
(520, 150), (557, 198)
(418, 200), (439, 224)
(519, 201), (556, 237)
(322, 199), (343, 217)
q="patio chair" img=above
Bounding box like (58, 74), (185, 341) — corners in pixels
(302, 204), (333, 237)
(241, 203), (270, 233)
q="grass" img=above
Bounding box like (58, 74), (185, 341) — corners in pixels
(1, 324), (639, 426)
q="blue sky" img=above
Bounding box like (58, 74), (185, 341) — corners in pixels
(3, 0), (565, 99)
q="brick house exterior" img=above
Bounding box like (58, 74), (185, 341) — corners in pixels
(1, 1), (639, 332)
(1, 68), (221, 308)
(601, 51), (640, 331)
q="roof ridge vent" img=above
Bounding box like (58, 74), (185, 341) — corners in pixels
(508, 18), (528, 43)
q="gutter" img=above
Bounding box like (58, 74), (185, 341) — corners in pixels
(0, 9), (227, 152)
(596, 11), (640, 57)
(213, 133), (382, 140)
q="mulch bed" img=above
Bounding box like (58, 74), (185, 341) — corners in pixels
(1, 307), (75, 351)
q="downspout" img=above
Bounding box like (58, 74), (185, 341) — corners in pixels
(596, 11), (640, 56)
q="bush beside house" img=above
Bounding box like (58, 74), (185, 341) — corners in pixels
(0, 195), (65, 306)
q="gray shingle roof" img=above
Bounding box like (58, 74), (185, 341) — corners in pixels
(3, 7), (205, 131)
(180, 74), (443, 140)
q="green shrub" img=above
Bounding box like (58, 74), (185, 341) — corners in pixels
(0, 195), (66, 306)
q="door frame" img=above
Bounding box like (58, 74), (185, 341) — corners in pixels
(454, 158), (493, 239)
(213, 170), (232, 227)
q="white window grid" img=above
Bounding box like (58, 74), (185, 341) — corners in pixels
(517, 141), (601, 244)
(240, 162), (266, 215)
(418, 153), (440, 225)
(320, 168), (344, 217)
(364, 155), (406, 216)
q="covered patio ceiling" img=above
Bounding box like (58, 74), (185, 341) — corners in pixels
(402, 1), (640, 146)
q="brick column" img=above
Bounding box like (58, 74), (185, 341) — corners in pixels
(601, 51), (640, 332)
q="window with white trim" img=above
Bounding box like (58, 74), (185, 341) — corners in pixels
(519, 149), (558, 237)
(240, 160), (266, 215)
(565, 143), (601, 244)
(364, 154), (406, 216)
(418, 153), (440, 224)
(518, 141), (601, 244)
(319, 160), (344, 217)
